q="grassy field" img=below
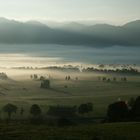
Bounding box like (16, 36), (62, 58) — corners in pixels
(0, 69), (139, 140)
(0, 122), (140, 140)
(0, 69), (139, 118)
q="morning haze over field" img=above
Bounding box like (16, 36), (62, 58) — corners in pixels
(0, 0), (140, 140)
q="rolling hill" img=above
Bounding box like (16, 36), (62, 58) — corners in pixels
(0, 17), (139, 46)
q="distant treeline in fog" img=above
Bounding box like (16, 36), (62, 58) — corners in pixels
(11, 65), (140, 75)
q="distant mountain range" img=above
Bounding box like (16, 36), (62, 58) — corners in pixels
(0, 17), (139, 47)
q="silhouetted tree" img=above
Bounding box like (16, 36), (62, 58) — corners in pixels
(33, 74), (38, 80)
(39, 76), (46, 81)
(131, 96), (140, 119)
(124, 77), (127, 82)
(40, 79), (50, 89)
(121, 77), (127, 82)
(47, 106), (77, 118)
(65, 76), (68, 80)
(107, 101), (129, 122)
(78, 103), (93, 114)
(113, 77), (117, 82)
(30, 104), (42, 117)
(3, 103), (17, 120)
(102, 77), (107, 81)
(68, 76), (71, 80)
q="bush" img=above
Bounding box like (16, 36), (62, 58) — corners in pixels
(107, 101), (129, 122)
(40, 79), (50, 89)
(78, 103), (93, 114)
(47, 105), (77, 118)
(30, 104), (42, 117)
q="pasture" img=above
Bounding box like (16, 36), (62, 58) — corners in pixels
(0, 122), (140, 140)
(0, 69), (139, 118)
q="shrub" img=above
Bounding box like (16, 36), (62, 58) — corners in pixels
(40, 79), (50, 89)
(30, 104), (42, 117)
(107, 101), (129, 122)
(78, 103), (93, 114)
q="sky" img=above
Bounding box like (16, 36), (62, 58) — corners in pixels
(0, 0), (139, 25)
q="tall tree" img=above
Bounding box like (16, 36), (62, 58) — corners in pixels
(3, 103), (17, 120)
(30, 104), (42, 117)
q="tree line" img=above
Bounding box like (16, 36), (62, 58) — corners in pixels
(83, 67), (139, 75)
(1, 102), (93, 124)
(1, 96), (140, 125)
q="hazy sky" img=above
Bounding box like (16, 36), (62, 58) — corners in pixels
(0, 0), (139, 24)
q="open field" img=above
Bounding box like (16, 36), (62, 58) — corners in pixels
(0, 68), (139, 140)
(0, 122), (140, 140)
(0, 69), (139, 118)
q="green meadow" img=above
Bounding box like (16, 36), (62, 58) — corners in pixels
(0, 69), (139, 118)
(0, 69), (139, 140)
(0, 122), (140, 140)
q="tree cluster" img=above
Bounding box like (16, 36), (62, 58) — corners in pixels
(107, 96), (140, 122)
